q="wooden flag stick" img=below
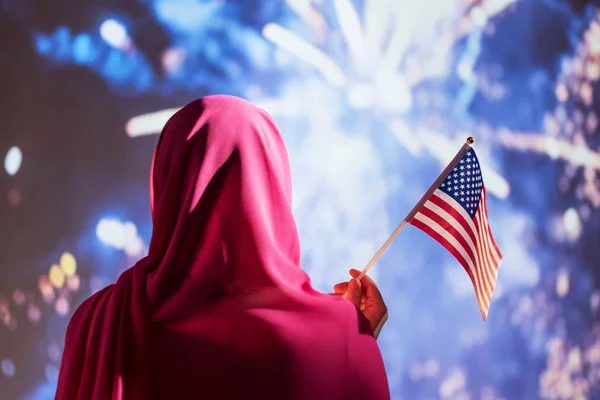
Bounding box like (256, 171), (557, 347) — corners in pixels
(356, 137), (475, 281)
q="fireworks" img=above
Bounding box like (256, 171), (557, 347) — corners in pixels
(539, 335), (600, 400)
(2, 0), (600, 398)
(497, 10), (600, 211)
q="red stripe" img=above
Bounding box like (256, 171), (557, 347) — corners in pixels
(480, 186), (501, 260)
(428, 193), (493, 297)
(481, 186), (503, 259)
(474, 209), (498, 291)
(479, 215), (500, 276)
(417, 206), (477, 264)
(477, 206), (500, 274)
(473, 216), (494, 294)
(416, 206), (491, 301)
(476, 200), (498, 271)
(411, 218), (487, 313)
(429, 194), (477, 244)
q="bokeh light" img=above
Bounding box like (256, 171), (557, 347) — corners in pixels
(96, 218), (126, 249)
(38, 275), (55, 303)
(8, 188), (21, 207)
(27, 304), (41, 323)
(54, 297), (69, 317)
(4, 146), (22, 176)
(66, 275), (80, 292)
(99, 19), (129, 50)
(48, 264), (65, 289)
(1, 358), (16, 378)
(59, 252), (77, 277)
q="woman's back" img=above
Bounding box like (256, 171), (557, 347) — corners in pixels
(56, 95), (390, 399)
(148, 291), (388, 400)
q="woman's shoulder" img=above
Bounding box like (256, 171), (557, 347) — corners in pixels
(64, 284), (115, 339)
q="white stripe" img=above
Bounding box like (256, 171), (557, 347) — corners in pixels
(475, 207), (500, 267)
(471, 212), (497, 294)
(478, 190), (500, 265)
(480, 188), (502, 262)
(473, 214), (497, 297)
(433, 190), (494, 297)
(477, 209), (501, 297)
(413, 212), (490, 307)
(422, 198), (492, 299)
(436, 190), (478, 233)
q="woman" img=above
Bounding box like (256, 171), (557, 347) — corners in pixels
(56, 95), (390, 399)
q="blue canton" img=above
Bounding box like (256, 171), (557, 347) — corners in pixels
(438, 148), (483, 218)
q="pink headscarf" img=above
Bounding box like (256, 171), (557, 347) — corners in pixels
(56, 95), (389, 399)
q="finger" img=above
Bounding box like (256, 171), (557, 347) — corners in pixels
(344, 279), (362, 309)
(333, 282), (349, 293)
(349, 269), (377, 288)
(328, 292), (344, 297)
(349, 269), (384, 303)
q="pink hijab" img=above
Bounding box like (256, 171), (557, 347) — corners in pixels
(56, 95), (389, 399)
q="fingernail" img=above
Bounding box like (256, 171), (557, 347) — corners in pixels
(349, 279), (361, 289)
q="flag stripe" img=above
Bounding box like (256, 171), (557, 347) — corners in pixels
(476, 201), (499, 268)
(413, 213), (489, 310)
(473, 213), (497, 293)
(480, 187), (502, 261)
(411, 215), (488, 314)
(474, 212), (497, 294)
(474, 213), (499, 310)
(413, 189), (499, 318)
(429, 193), (477, 244)
(418, 201), (492, 302)
(475, 213), (497, 270)
(430, 192), (494, 297)
(475, 193), (501, 291)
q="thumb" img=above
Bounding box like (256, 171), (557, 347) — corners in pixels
(343, 279), (362, 309)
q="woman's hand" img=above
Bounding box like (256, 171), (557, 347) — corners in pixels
(331, 269), (388, 338)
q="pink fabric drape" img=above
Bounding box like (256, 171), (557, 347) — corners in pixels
(56, 95), (390, 400)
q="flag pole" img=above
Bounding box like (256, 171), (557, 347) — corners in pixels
(356, 137), (475, 280)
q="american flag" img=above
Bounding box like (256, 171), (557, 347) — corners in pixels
(410, 148), (502, 320)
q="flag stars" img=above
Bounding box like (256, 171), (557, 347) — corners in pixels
(439, 149), (484, 216)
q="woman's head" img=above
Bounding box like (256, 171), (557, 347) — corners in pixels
(146, 95), (308, 312)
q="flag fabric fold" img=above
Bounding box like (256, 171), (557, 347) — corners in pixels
(410, 148), (502, 320)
